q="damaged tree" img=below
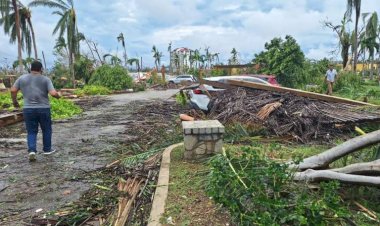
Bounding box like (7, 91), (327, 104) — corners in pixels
(293, 129), (380, 187)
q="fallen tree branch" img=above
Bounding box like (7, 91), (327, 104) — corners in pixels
(293, 169), (380, 187)
(331, 160), (380, 175)
(296, 129), (380, 170)
(353, 201), (378, 220)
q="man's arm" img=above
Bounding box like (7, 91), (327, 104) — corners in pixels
(10, 87), (20, 108)
(49, 89), (61, 99)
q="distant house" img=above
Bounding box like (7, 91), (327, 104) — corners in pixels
(170, 47), (192, 75)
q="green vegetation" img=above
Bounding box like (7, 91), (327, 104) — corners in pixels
(50, 97), (82, 119)
(0, 92), (22, 111)
(89, 64), (133, 90)
(0, 92), (82, 119)
(253, 35), (305, 88)
(335, 78), (380, 105)
(207, 145), (378, 226)
(175, 92), (187, 106)
(74, 85), (111, 96)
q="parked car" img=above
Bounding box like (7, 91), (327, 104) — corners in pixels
(187, 75), (275, 111)
(168, 75), (197, 84)
(249, 74), (280, 87)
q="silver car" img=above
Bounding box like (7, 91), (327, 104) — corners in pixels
(187, 76), (272, 111)
(168, 75), (197, 84)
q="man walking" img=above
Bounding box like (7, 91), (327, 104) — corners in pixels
(325, 64), (337, 95)
(11, 61), (61, 161)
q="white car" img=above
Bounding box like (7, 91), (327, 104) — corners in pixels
(168, 75), (197, 84)
(187, 76), (272, 111)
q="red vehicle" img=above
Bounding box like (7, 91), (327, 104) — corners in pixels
(248, 74), (280, 87)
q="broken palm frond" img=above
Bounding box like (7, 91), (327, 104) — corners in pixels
(353, 201), (379, 220)
(122, 148), (164, 167)
(112, 177), (144, 226)
(257, 102), (282, 120)
(208, 88), (380, 141)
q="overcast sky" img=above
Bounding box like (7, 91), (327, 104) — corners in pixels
(1, 0), (380, 68)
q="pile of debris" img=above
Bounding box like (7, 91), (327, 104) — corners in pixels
(209, 88), (380, 142)
(122, 100), (189, 150)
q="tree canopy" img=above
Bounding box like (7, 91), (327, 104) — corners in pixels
(253, 35), (305, 87)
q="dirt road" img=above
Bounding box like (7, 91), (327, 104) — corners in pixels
(0, 90), (178, 225)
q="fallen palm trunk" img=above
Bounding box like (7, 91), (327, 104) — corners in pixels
(292, 129), (380, 187)
(331, 160), (380, 175)
(297, 129), (380, 170)
(294, 169), (380, 187)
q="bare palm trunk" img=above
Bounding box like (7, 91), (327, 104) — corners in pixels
(69, 52), (75, 88)
(27, 18), (38, 60)
(123, 46), (127, 67)
(353, 8), (360, 72)
(12, 0), (23, 74)
(370, 55), (374, 79)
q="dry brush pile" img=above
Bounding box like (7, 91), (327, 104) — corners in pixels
(208, 88), (380, 142)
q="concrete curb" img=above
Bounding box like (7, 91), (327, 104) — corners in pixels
(148, 142), (183, 226)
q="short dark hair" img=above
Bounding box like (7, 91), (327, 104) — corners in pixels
(31, 61), (43, 72)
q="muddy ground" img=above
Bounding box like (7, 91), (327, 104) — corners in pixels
(0, 90), (179, 225)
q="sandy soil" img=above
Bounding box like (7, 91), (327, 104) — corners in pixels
(0, 90), (178, 225)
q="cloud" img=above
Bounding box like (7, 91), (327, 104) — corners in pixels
(1, 0), (380, 68)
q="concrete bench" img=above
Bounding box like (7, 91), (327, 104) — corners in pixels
(182, 120), (225, 160)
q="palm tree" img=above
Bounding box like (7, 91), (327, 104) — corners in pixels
(204, 47), (213, 69)
(127, 58), (140, 72)
(29, 0), (78, 87)
(117, 32), (127, 66)
(103, 54), (121, 66)
(212, 53), (220, 65)
(1, 0), (23, 73)
(192, 49), (201, 69)
(151, 45), (162, 70)
(362, 12), (379, 79)
(0, 6), (39, 59)
(324, 16), (352, 69)
(173, 52), (180, 74)
(229, 48), (239, 65)
(346, 0), (362, 72)
(168, 42), (172, 74)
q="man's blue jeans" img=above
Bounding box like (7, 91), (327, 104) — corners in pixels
(23, 108), (52, 153)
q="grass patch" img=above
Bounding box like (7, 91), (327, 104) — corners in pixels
(162, 146), (231, 225)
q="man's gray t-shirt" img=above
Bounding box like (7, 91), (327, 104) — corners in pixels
(13, 74), (55, 108)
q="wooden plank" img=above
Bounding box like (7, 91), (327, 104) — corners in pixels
(225, 79), (375, 106)
(0, 112), (24, 127)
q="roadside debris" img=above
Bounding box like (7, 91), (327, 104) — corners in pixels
(207, 88), (380, 142)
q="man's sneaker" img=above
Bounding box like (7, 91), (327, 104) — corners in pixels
(43, 149), (56, 155)
(29, 152), (36, 162)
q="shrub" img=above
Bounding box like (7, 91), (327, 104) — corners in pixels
(334, 71), (362, 92)
(175, 92), (187, 106)
(210, 68), (227, 77)
(50, 98), (82, 119)
(89, 65), (133, 90)
(0, 93), (23, 111)
(207, 146), (351, 225)
(74, 85), (111, 96)
(132, 82), (146, 92)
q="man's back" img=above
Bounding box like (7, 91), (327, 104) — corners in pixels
(14, 74), (54, 109)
